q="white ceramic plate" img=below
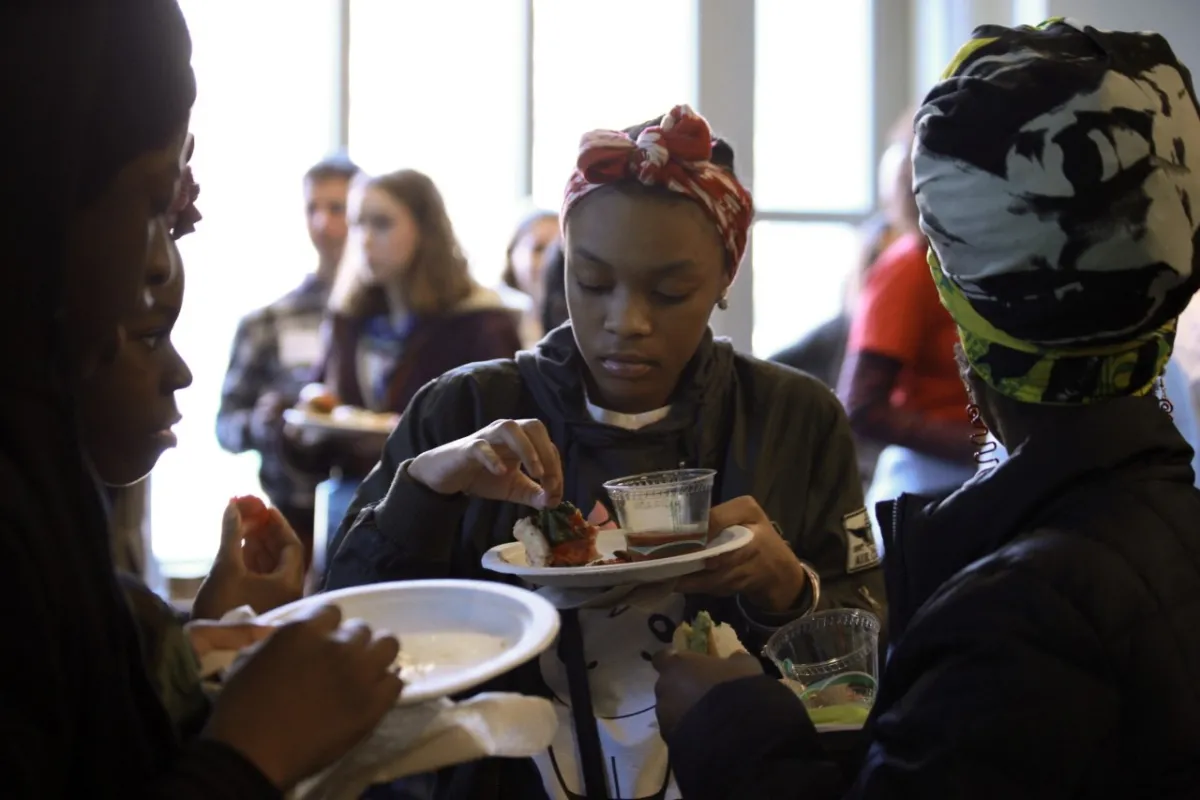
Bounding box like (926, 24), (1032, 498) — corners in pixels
(257, 580), (560, 706)
(480, 526), (754, 588)
(283, 407), (398, 436)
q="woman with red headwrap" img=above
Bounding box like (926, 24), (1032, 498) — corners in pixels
(324, 106), (885, 800)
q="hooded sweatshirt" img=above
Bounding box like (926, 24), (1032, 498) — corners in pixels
(325, 323), (886, 800)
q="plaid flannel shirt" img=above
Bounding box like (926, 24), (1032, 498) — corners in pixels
(216, 275), (328, 509)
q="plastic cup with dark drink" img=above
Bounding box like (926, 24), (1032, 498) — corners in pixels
(602, 469), (716, 561)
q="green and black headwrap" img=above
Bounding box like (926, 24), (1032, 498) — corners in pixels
(913, 18), (1200, 404)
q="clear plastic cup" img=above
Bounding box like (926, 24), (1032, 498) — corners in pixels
(764, 609), (881, 726)
(602, 469), (716, 560)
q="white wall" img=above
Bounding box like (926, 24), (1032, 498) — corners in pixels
(1045, 0), (1200, 73)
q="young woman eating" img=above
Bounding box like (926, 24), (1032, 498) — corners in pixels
(325, 106), (885, 800)
(1, 3), (400, 795)
(653, 20), (1200, 799)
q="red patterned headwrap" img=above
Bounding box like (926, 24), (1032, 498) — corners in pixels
(561, 105), (754, 273)
(169, 133), (201, 239)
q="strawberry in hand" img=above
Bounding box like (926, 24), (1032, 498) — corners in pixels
(192, 496), (306, 619)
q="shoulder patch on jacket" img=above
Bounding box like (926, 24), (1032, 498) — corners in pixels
(843, 508), (880, 573)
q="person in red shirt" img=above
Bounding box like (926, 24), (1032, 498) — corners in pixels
(838, 135), (977, 520)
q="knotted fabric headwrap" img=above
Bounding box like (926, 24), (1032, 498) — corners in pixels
(169, 133), (201, 239)
(561, 105), (754, 273)
(914, 18), (1200, 404)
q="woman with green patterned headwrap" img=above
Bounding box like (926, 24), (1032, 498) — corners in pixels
(651, 19), (1200, 799)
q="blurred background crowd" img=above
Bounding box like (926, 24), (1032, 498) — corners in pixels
(132, 0), (1200, 593)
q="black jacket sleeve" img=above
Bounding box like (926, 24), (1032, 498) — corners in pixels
(668, 676), (844, 800)
(845, 554), (1117, 799)
(774, 386), (887, 625)
(324, 373), (484, 588)
(668, 546), (1118, 800)
(152, 741), (282, 799)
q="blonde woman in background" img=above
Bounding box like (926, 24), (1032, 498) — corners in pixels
(324, 168), (523, 412)
(309, 170), (524, 552)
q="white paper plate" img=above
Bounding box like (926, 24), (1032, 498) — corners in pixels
(283, 407), (398, 436)
(480, 525), (753, 588)
(257, 580), (560, 706)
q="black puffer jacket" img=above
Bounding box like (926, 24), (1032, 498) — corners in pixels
(668, 395), (1200, 799)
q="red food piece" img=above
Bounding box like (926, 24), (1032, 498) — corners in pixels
(232, 495), (272, 533)
(552, 536), (599, 567)
(546, 504), (599, 566)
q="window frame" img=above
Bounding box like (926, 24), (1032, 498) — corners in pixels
(326, 0), (911, 352)
(728, 0), (913, 353)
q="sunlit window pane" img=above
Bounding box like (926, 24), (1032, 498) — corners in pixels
(349, 0), (524, 287)
(152, 0), (340, 572)
(531, 0), (697, 210)
(751, 221), (862, 358)
(754, 0), (872, 212)
(1014, 0), (1049, 26)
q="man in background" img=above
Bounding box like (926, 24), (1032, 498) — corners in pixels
(216, 154), (359, 569)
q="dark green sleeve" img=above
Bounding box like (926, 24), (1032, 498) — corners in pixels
(323, 370), (500, 588)
(775, 387), (888, 628)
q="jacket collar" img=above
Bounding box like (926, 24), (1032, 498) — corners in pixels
(515, 323), (741, 510)
(878, 395), (1194, 640)
(515, 322), (734, 436)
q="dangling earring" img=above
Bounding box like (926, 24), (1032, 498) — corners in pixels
(966, 402), (999, 469)
(1157, 377), (1175, 417)
(716, 293), (729, 311)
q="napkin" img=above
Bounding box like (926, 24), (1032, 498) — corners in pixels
(291, 693), (558, 800)
(199, 607), (559, 800)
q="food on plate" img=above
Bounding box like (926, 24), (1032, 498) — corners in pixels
(671, 611), (746, 657)
(512, 501), (600, 567)
(297, 382), (339, 415)
(330, 404), (400, 430)
(390, 631), (509, 681)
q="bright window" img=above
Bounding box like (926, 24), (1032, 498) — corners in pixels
(751, 221), (863, 358)
(751, 0), (875, 357)
(348, 0), (525, 287)
(530, 0), (697, 210)
(753, 0), (873, 213)
(151, 0), (340, 572)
